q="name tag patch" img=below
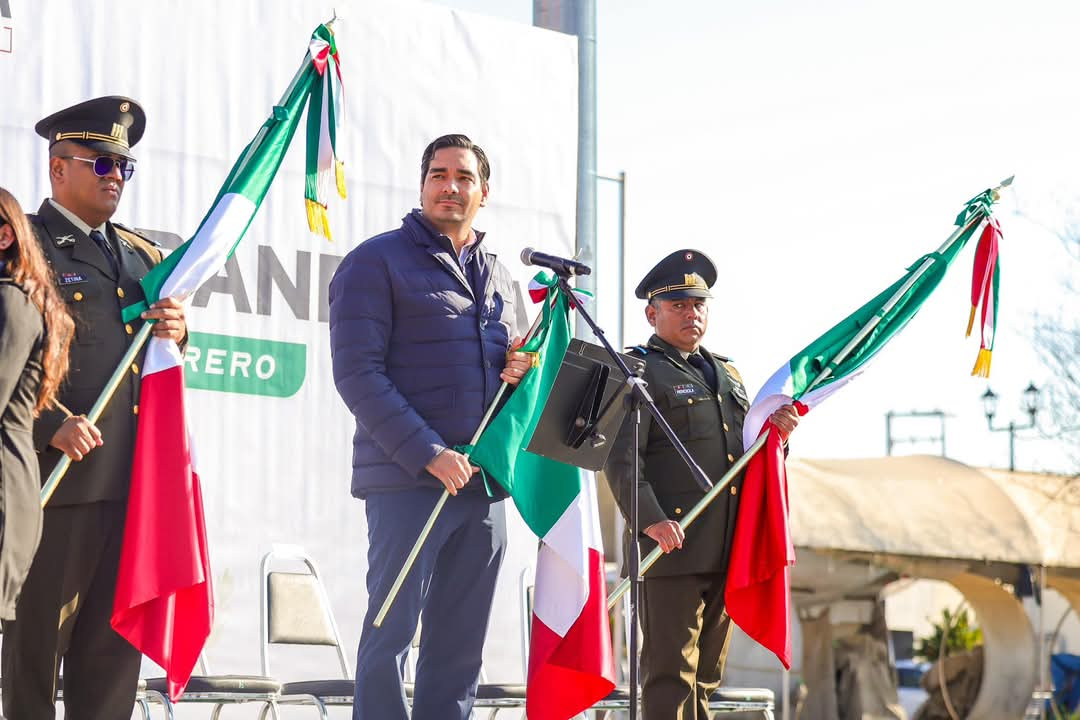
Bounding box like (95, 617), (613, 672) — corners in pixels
(59, 273), (88, 285)
(673, 384), (697, 396)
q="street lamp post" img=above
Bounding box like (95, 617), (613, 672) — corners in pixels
(980, 382), (1040, 471)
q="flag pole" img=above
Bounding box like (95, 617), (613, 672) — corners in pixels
(372, 297), (553, 628)
(606, 432), (766, 610)
(40, 323), (154, 507)
(606, 176), (1013, 610)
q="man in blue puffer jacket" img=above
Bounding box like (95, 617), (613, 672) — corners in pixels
(329, 134), (532, 720)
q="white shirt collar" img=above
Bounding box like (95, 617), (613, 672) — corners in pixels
(457, 229), (479, 264)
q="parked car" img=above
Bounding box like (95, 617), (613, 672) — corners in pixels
(896, 659), (931, 718)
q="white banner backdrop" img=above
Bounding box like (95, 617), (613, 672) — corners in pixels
(1, 0), (577, 699)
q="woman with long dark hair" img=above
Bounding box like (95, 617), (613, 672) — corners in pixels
(0, 186), (74, 619)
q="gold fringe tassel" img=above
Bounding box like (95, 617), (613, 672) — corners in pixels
(335, 159), (347, 199)
(965, 305), (977, 338)
(305, 198), (334, 241)
(970, 348), (992, 378)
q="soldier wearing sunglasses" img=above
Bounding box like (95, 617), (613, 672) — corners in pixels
(1, 95), (188, 719)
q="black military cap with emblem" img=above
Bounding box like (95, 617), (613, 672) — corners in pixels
(635, 248), (718, 301)
(34, 95), (146, 160)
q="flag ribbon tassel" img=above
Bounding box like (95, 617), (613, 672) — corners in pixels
(967, 217), (1001, 377)
(372, 277), (565, 628)
(606, 176), (1013, 611)
(528, 270), (593, 306)
(305, 25), (346, 240)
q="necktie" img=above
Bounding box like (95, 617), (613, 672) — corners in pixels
(687, 352), (717, 392)
(89, 229), (118, 276)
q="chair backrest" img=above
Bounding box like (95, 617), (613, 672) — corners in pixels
(259, 544), (352, 680)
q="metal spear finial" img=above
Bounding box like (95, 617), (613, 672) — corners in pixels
(993, 175), (1015, 201)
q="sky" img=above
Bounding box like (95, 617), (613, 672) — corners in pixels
(424, 0), (1080, 475)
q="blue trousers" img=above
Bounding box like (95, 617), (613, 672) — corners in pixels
(353, 488), (506, 720)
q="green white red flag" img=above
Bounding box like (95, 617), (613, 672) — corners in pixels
(110, 23), (345, 700)
(725, 185), (1005, 669)
(467, 277), (615, 720)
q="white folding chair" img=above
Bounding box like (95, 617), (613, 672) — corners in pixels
(260, 544), (354, 718)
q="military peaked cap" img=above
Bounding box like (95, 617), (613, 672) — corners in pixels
(635, 248), (717, 300)
(35, 95), (146, 160)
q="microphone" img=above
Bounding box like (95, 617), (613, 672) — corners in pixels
(520, 247), (592, 276)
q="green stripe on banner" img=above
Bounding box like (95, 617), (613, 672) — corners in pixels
(184, 332), (306, 398)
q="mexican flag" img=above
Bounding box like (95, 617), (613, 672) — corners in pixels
(467, 283), (616, 720)
(110, 24), (345, 700)
(725, 186), (1003, 669)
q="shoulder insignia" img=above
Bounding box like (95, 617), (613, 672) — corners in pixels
(112, 222), (155, 244)
(706, 350), (732, 363)
(720, 361), (745, 387)
(113, 224), (165, 264)
(126, 226), (186, 251)
(625, 344), (649, 357)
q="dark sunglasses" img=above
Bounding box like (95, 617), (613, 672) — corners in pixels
(59, 155), (136, 181)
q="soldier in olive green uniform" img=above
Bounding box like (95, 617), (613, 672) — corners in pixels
(1, 96), (188, 719)
(605, 249), (800, 720)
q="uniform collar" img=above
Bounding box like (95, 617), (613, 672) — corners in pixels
(648, 334), (703, 362)
(47, 198), (107, 237)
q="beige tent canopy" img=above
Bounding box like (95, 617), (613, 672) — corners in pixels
(783, 455), (1080, 720)
(788, 455), (1051, 566)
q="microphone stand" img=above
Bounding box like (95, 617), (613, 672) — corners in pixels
(551, 272), (715, 719)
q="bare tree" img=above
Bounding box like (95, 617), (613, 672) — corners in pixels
(1017, 191), (1080, 466)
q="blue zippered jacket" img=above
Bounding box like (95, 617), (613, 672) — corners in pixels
(329, 210), (520, 498)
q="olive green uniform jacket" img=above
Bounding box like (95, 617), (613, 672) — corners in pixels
(29, 200), (162, 505)
(604, 334), (751, 578)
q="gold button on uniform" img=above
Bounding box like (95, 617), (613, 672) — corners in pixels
(133, 405), (139, 415)
(125, 324), (134, 335)
(674, 507), (682, 515)
(117, 287), (125, 298)
(687, 398), (694, 405)
(730, 486), (738, 496)
(723, 422), (730, 432)
(131, 364), (139, 375)
(727, 453), (735, 462)
(73, 292), (84, 301)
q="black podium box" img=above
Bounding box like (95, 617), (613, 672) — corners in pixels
(525, 339), (646, 471)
